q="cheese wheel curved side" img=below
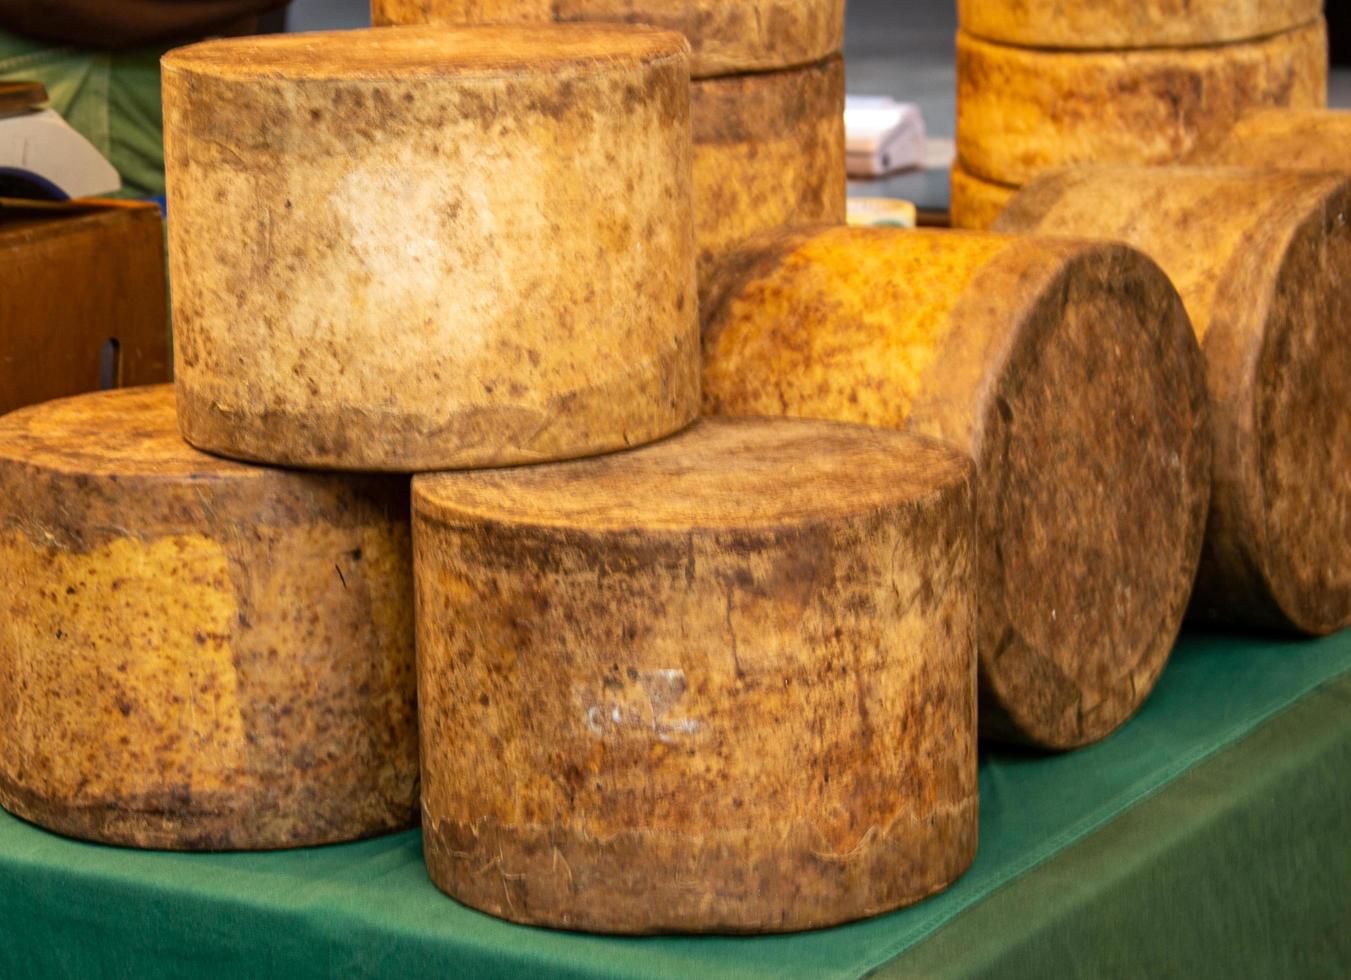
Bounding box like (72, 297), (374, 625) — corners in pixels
(956, 21), (1328, 186)
(371, 0), (845, 77)
(0, 386), (417, 850)
(950, 162), (1017, 230)
(958, 0), (1322, 50)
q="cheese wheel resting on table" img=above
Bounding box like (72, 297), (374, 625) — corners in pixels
(958, 0), (1322, 50)
(414, 417), (978, 933)
(372, 0), (845, 78)
(956, 20), (1328, 187)
(162, 26), (699, 471)
(0, 386), (417, 850)
(997, 167), (1351, 635)
(949, 162), (1016, 230)
(703, 227), (1211, 749)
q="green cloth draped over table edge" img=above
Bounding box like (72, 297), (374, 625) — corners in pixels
(0, 628), (1348, 979)
(0, 28), (166, 199)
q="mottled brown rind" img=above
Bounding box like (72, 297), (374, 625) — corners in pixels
(958, 0), (1321, 50)
(162, 26), (698, 472)
(956, 21), (1328, 186)
(0, 386), (418, 850)
(998, 168), (1351, 634)
(949, 163), (1016, 231)
(1202, 108), (1351, 170)
(414, 417), (978, 933)
(371, 0), (845, 78)
(702, 228), (1211, 748)
(691, 56), (845, 284)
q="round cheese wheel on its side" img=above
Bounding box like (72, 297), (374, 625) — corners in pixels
(702, 227), (1211, 749)
(371, 0), (846, 78)
(162, 26), (699, 472)
(997, 167), (1351, 636)
(958, 0), (1321, 50)
(0, 386), (417, 850)
(950, 162), (1017, 230)
(414, 416), (978, 933)
(1202, 108), (1351, 170)
(956, 20), (1328, 187)
(692, 55), (845, 285)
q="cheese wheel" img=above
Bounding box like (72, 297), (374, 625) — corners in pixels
(997, 168), (1351, 635)
(162, 26), (698, 472)
(692, 56), (845, 282)
(414, 416), (978, 933)
(950, 162), (1017, 230)
(703, 228), (1210, 749)
(958, 0), (1322, 50)
(371, 0), (845, 78)
(956, 21), (1328, 186)
(1203, 108), (1351, 170)
(0, 386), (416, 850)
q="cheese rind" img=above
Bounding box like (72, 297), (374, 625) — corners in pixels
(162, 26), (699, 471)
(702, 227), (1211, 749)
(956, 21), (1328, 186)
(371, 0), (845, 78)
(0, 386), (417, 850)
(414, 416), (978, 933)
(692, 56), (845, 285)
(1202, 108), (1351, 170)
(959, 0), (1322, 50)
(950, 162), (1016, 230)
(997, 167), (1351, 635)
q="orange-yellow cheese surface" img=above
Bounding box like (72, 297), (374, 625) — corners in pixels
(950, 163), (1017, 230)
(163, 26), (699, 471)
(0, 386), (417, 849)
(1202, 108), (1351, 171)
(414, 416), (978, 932)
(702, 227), (1211, 749)
(956, 21), (1328, 186)
(692, 56), (845, 282)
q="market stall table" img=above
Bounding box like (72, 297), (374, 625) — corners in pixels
(1, 628), (1348, 977)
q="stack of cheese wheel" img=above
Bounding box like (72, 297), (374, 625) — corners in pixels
(997, 168), (1351, 636)
(413, 416), (979, 932)
(162, 26), (700, 471)
(702, 226), (1211, 749)
(371, 0), (847, 281)
(0, 387), (418, 849)
(0, 26), (705, 857)
(951, 0), (1329, 229)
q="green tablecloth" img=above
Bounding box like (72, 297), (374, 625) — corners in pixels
(1, 629), (1348, 978)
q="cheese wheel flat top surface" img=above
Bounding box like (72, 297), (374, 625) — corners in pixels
(702, 226), (1210, 748)
(371, 0), (845, 77)
(162, 23), (689, 79)
(997, 167), (1351, 635)
(1203, 109), (1351, 170)
(956, 21), (1328, 186)
(415, 415), (971, 531)
(0, 385), (261, 481)
(958, 0), (1322, 49)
